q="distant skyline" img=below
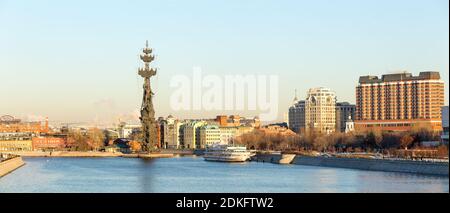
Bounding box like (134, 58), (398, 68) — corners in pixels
(1, 0), (448, 125)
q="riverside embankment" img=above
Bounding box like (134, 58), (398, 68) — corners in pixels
(6, 151), (174, 158)
(254, 153), (449, 176)
(0, 156), (25, 177)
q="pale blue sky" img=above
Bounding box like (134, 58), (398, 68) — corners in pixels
(1, 0), (448, 125)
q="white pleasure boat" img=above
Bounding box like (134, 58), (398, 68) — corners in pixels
(203, 144), (251, 162)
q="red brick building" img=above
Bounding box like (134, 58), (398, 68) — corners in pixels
(215, 115), (261, 128)
(355, 72), (444, 132)
(0, 115), (49, 134)
(32, 137), (66, 151)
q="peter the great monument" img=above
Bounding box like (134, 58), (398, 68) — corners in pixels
(138, 41), (158, 152)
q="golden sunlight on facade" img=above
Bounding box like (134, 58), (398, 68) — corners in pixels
(355, 72), (445, 132)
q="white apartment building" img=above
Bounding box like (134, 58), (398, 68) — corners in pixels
(183, 120), (207, 149)
(305, 87), (336, 134)
(199, 125), (221, 148)
(219, 126), (237, 145)
(218, 126), (253, 145)
(118, 122), (141, 138)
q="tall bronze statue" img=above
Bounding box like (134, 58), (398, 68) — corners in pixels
(138, 41), (158, 152)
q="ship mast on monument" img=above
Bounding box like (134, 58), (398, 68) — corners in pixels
(138, 40), (158, 152)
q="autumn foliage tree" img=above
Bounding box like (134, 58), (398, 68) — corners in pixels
(436, 145), (449, 158)
(233, 124), (444, 158)
(400, 135), (415, 150)
(235, 130), (300, 151)
(128, 141), (142, 153)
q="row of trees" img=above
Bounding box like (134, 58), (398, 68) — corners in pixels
(235, 127), (448, 157)
(67, 128), (143, 152)
(67, 128), (106, 151)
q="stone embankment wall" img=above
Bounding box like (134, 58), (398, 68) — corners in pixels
(254, 154), (449, 176)
(160, 149), (195, 155)
(9, 151), (123, 157)
(122, 153), (174, 158)
(193, 149), (205, 156)
(0, 156), (25, 177)
(253, 154), (283, 163)
(8, 151), (176, 158)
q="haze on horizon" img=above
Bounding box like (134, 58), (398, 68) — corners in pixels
(1, 0), (448, 125)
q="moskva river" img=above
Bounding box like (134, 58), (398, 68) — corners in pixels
(0, 157), (448, 192)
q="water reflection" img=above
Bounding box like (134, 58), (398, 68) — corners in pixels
(139, 158), (156, 193)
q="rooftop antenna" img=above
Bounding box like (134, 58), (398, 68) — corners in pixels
(292, 89), (299, 105)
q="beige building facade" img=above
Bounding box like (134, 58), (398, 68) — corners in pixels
(0, 140), (33, 151)
(199, 125), (221, 148)
(183, 121), (207, 149)
(305, 87), (336, 134)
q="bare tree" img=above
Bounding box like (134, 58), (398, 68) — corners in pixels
(67, 129), (89, 151)
(87, 128), (106, 151)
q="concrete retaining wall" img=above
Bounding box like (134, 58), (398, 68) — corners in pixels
(8, 151), (123, 157)
(253, 154), (283, 163)
(160, 149), (195, 155)
(193, 149), (205, 156)
(0, 157), (25, 177)
(294, 156), (449, 176)
(255, 154), (449, 176)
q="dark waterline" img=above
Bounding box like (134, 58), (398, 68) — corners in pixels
(0, 157), (448, 193)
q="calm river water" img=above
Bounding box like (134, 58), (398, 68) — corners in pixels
(0, 156), (448, 192)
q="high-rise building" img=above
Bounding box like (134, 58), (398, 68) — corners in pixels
(355, 71), (445, 132)
(335, 102), (356, 133)
(441, 106), (449, 144)
(305, 87), (336, 134)
(288, 100), (305, 133)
